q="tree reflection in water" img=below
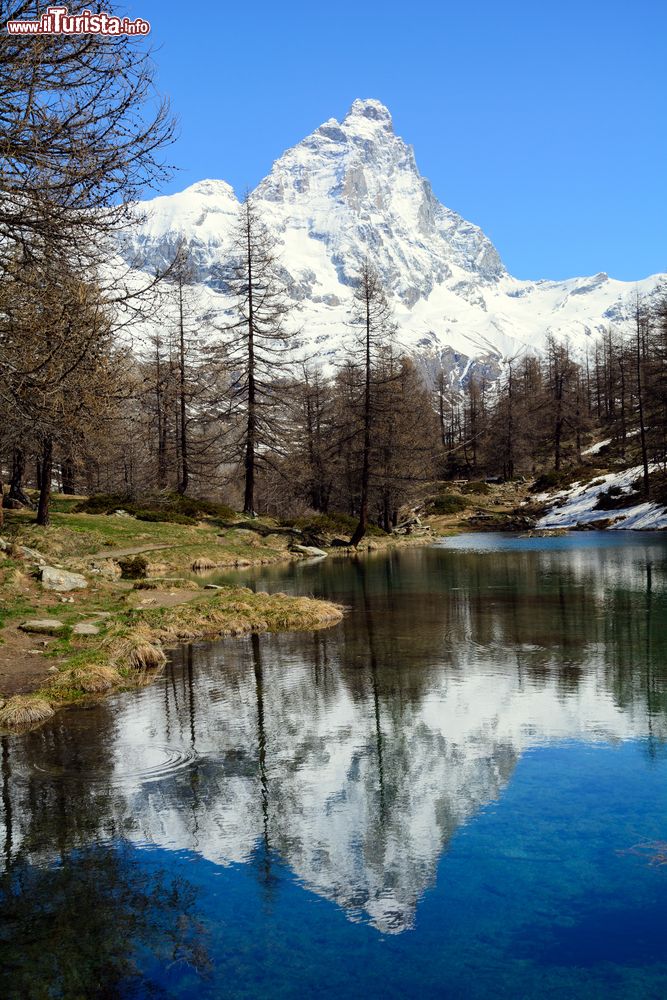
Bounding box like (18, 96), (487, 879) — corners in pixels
(1, 535), (667, 957)
(0, 842), (210, 999)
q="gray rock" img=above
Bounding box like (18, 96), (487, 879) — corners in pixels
(20, 545), (47, 565)
(72, 622), (101, 636)
(41, 566), (88, 592)
(0, 537), (10, 552)
(89, 560), (122, 580)
(291, 544), (328, 558)
(20, 619), (68, 636)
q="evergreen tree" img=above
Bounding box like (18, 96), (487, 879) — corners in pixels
(221, 196), (293, 515)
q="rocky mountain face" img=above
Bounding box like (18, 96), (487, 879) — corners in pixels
(120, 98), (665, 381)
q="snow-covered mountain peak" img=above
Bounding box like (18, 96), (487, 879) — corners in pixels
(119, 98), (666, 378)
(344, 97), (394, 128)
(122, 177), (240, 278)
(253, 97), (506, 305)
(182, 178), (237, 199)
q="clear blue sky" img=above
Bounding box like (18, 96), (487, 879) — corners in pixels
(134, 0), (665, 281)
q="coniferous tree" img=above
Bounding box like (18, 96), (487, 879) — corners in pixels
(221, 196), (293, 515)
(0, 252), (124, 524)
(347, 262), (397, 546)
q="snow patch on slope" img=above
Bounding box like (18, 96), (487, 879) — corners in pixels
(538, 465), (667, 530)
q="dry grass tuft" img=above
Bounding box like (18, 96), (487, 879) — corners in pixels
(128, 641), (167, 670)
(0, 695), (54, 729)
(107, 623), (168, 672)
(191, 557), (217, 572)
(139, 587), (344, 644)
(51, 664), (121, 694)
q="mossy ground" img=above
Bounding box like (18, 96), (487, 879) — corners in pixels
(424, 479), (535, 532)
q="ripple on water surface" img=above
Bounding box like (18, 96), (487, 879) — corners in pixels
(32, 742), (198, 786)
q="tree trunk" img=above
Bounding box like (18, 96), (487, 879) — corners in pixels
(154, 340), (167, 489)
(350, 293), (372, 548)
(177, 278), (189, 495)
(243, 222), (256, 516)
(36, 437), (53, 527)
(554, 369), (564, 472)
(506, 363), (514, 480)
(382, 495), (391, 533)
(636, 308), (650, 497)
(619, 357), (627, 459)
(9, 448), (32, 506)
(438, 372), (448, 451)
(61, 456), (76, 495)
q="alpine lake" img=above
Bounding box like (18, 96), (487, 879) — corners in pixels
(2, 531), (667, 999)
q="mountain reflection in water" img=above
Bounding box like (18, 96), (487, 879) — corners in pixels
(2, 534), (667, 998)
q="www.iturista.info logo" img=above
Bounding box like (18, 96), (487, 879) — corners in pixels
(6, 5), (150, 35)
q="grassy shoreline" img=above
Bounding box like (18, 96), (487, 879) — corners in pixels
(0, 502), (358, 732)
(0, 584), (344, 732)
(1, 484), (526, 732)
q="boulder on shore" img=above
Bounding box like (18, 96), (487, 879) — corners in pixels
(40, 566), (88, 592)
(72, 622), (101, 636)
(19, 619), (68, 636)
(291, 544), (328, 559)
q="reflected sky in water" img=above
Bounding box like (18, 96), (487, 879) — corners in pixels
(2, 532), (667, 998)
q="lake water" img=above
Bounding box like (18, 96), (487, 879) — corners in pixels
(2, 532), (667, 998)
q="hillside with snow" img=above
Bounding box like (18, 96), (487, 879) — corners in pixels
(120, 98), (666, 379)
(537, 465), (667, 531)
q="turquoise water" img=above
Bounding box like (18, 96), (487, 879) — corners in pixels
(2, 532), (667, 998)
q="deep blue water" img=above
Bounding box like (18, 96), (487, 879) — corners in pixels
(2, 532), (667, 998)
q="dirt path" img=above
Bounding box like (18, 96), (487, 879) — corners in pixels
(0, 585), (207, 699)
(125, 587), (208, 610)
(0, 630), (64, 697)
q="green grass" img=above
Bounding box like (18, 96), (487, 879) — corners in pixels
(74, 492), (238, 522)
(431, 493), (470, 515)
(0, 585), (344, 732)
(0, 568), (41, 629)
(285, 512), (387, 538)
(460, 480), (492, 496)
(2, 506), (295, 571)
